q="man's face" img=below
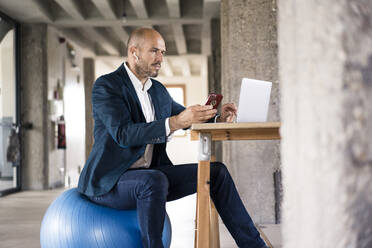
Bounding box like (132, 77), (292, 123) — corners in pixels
(134, 34), (166, 78)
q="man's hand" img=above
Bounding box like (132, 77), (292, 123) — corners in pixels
(218, 103), (237, 123)
(169, 105), (217, 132)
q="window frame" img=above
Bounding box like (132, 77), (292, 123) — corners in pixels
(164, 84), (187, 137)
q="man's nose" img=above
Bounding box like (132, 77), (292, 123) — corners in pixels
(156, 51), (163, 62)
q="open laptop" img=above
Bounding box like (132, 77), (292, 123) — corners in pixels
(236, 78), (272, 122)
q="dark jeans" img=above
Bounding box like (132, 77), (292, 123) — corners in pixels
(89, 162), (266, 248)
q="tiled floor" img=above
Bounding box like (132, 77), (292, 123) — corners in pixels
(0, 189), (64, 248)
(0, 189), (281, 248)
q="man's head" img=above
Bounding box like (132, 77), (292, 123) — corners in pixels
(127, 28), (166, 80)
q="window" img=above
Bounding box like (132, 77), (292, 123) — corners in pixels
(165, 84), (186, 136)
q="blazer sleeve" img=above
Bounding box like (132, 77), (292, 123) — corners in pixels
(171, 98), (186, 116)
(169, 95), (215, 129)
(92, 78), (168, 148)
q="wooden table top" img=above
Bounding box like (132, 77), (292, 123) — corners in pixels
(190, 122), (281, 141)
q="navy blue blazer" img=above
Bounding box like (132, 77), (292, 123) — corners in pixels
(78, 64), (185, 197)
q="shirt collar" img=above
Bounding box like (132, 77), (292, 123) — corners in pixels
(124, 62), (152, 92)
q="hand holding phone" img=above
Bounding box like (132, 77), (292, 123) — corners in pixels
(205, 93), (223, 109)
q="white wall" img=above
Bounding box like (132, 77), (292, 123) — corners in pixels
(95, 59), (118, 78)
(46, 27), (65, 187)
(47, 26), (91, 188)
(0, 29), (16, 179)
(0, 30), (15, 119)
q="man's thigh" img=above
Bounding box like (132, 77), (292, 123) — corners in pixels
(155, 163), (199, 202)
(89, 169), (166, 210)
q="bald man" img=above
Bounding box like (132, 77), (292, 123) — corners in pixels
(78, 28), (268, 248)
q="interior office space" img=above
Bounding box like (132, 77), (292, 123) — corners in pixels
(0, 0), (371, 248)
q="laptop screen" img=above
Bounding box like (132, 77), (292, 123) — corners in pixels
(236, 78), (272, 122)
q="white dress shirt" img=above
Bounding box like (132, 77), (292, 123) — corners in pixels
(124, 62), (171, 168)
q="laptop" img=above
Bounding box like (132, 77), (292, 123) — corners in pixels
(236, 78), (272, 122)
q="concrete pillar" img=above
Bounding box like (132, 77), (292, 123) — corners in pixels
(279, 1), (372, 247)
(20, 24), (48, 190)
(208, 19), (222, 97)
(84, 58), (94, 161)
(220, 0), (280, 223)
(208, 19), (222, 161)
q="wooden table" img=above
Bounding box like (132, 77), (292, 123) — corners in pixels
(190, 122), (281, 248)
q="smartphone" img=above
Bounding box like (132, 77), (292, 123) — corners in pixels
(205, 93), (223, 109)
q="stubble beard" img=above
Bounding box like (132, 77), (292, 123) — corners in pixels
(134, 60), (159, 78)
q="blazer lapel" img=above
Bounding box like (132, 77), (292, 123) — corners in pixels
(118, 64), (146, 121)
(148, 84), (162, 120)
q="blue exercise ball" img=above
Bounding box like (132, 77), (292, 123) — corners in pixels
(40, 188), (172, 248)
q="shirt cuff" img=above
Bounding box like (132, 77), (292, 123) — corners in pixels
(167, 132), (174, 142)
(165, 117), (171, 136)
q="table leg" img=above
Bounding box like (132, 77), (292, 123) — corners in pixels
(196, 160), (211, 247)
(257, 225), (273, 248)
(195, 133), (212, 248)
(195, 167), (220, 248)
(210, 201), (220, 248)
(194, 192), (198, 247)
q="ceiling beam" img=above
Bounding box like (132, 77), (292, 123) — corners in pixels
(166, 0), (181, 17)
(91, 0), (116, 19)
(129, 0), (148, 19)
(181, 58), (191, 77)
(54, 0), (84, 20)
(172, 25), (187, 55)
(55, 0), (120, 55)
(51, 18), (204, 27)
(58, 28), (96, 55)
(112, 27), (130, 44)
(166, 0), (187, 55)
(90, 0), (130, 46)
(162, 59), (174, 77)
(201, 22), (211, 55)
(31, 0), (55, 22)
(81, 28), (120, 55)
(203, 0), (220, 18)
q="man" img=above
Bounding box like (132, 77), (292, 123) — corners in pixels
(78, 28), (268, 248)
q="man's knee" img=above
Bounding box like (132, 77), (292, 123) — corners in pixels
(210, 162), (232, 192)
(140, 170), (169, 197)
(211, 162), (229, 177)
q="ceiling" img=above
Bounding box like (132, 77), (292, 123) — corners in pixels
(0, 0), (220, 57)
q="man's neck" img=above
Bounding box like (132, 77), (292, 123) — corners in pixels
(126, 62), (148, 86)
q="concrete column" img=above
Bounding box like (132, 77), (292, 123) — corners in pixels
(20, 24), (48, 190)
(84, 58), (94, 161)
(208, 19), (222, 96)
(220, 0), (280, 223)
(279, 1), (372, 247)
(208, 19), (222, 161)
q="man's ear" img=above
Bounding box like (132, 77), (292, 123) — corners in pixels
(129, 46), (137, 60)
